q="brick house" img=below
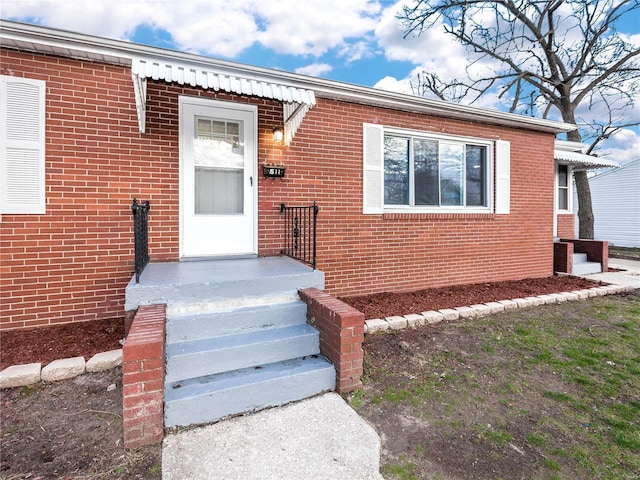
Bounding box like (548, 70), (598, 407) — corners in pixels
(0, 20), (601, 443)
(0, 20), (582, 332)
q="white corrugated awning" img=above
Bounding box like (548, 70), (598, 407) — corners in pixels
(554, 150), (619, 170)
(131, 57), (315, 141)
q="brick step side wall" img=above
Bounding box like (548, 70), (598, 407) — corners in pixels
(122, 304), (166, 448)
(299, 288), (364, 393)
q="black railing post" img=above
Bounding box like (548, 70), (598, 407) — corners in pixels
(280, 203), (318, 269)
(131, 198), (150, 283)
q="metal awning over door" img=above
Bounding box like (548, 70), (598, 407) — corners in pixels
(131, 57), (316, 144)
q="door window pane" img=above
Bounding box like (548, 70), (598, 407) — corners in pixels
(194, 117), (244, 215)
(414, 139), (439, 205)
(384, 136), (410, 205)
(195, 167), (243, 214)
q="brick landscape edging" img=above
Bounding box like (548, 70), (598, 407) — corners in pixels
(122, 304), (166, 448)
(364, 284), (633, 333)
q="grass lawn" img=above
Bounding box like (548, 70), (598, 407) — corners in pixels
(350, 290), (640, 480)
(610, 246), (640, 260)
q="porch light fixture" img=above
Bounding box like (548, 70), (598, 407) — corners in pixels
(273, 126), (284, 143)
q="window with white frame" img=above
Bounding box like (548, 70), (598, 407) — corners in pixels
(362, 124), (510, 214)
(383, 134), (488, 208)
(557, 163), (570, 211)
(0, 75), (46, 215)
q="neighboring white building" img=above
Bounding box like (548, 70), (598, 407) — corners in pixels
(573, 159), (640, 247)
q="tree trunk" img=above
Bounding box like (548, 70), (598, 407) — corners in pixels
(574, 170), (594, 239)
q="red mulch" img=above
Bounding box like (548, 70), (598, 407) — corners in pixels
(1, 318), (125, 370)
(340, 276), (598, 319)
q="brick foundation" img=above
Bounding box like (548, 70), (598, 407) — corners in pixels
(299, 288), (364, 393)
(122, 304), (166, 448)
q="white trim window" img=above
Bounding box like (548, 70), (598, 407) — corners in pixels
(0, 75), (46, 215)
(363, 124), (509, 214)
(556, 163), (572, 212)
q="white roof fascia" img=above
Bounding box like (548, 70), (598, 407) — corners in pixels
(555, 139), (589, 152)
(1, 19), (576, 135)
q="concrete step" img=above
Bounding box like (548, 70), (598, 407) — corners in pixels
(571, 252), (602, 275)
(166, 300), (308, 344)
(165, 324), (320, 384)
(125, 256), (324, 312)
(164, 355), (336, 428)
(573, 253), (589, 264)
(573, 261), (602, 275)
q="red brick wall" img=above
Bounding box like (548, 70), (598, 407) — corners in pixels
(553, 241), (574, 273)
(1, 48), (557, 330)
(0, 50), (281, 330)
(260, 98), (556, 297)
(122, 304), (165, 448)
(557, 213), (575, 239)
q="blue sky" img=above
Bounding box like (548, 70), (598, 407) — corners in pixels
(3, 0), (639, 163)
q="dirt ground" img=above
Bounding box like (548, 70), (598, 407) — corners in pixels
(0, 275), (604, 478)
(1, 319), (161, 479)
(0, 369), (161, 479)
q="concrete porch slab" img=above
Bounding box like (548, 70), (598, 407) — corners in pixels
(125, 256), (324, 312)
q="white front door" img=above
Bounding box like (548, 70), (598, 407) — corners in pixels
(180, 97), (257, 257)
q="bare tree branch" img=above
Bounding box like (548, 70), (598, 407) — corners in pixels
(399, 0), (640, 238)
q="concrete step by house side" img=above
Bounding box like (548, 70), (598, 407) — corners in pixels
(164, 355), (336, 428)
(166, 301), (309, 344)
(165, 324), (321, 384)
(572, 252), (602, 275)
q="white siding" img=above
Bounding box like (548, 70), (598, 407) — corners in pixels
(574, 159), (640, 247)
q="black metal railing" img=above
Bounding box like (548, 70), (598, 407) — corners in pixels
(280, 202), (318, 269)
(131, 198), (150, 283)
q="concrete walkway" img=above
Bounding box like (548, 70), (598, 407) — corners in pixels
(162, 392), (384, 480)
(583, 258), (640, 288)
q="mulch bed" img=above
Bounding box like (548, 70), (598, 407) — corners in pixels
(340, 276), (598, 319)
(1, 318), (125, 370)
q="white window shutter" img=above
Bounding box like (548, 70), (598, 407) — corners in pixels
(1, 76), (46, 214)
(363, 123), (384, 214)
(495, 140), (510, 214)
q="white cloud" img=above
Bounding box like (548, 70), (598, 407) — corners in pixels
(3, 0), (383, 58)
(375, 1), (470, 80)
(295, 63), (333, 77)
(373, 74), (412, 94)
(253, 0), (381, 57)
(372, 1), (501, 101)
(594, 128), (640, 165)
